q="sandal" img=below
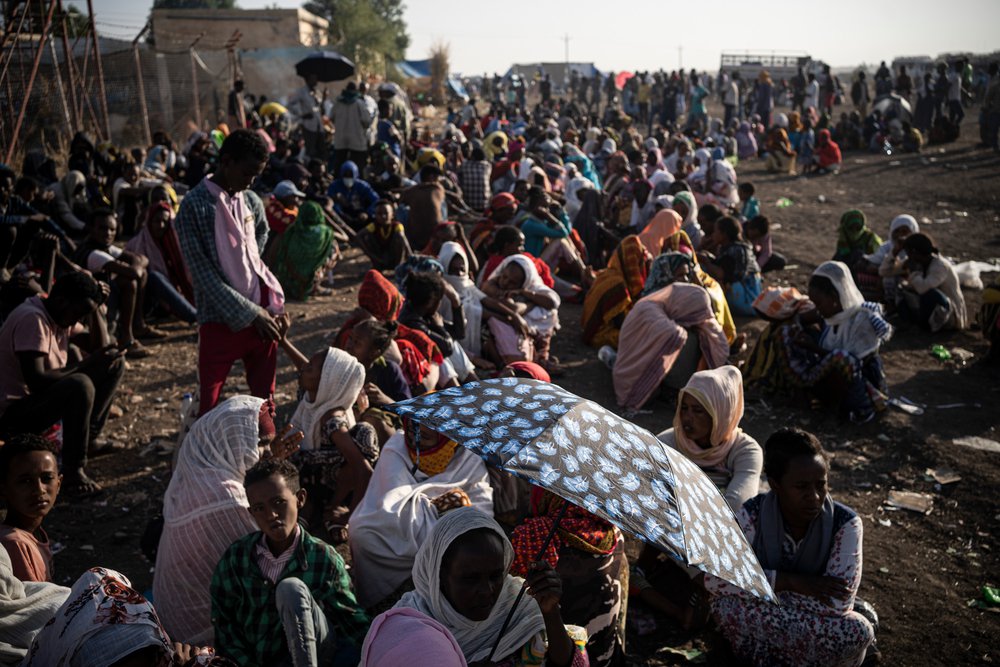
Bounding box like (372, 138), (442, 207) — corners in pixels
(123, 341), (152, 359)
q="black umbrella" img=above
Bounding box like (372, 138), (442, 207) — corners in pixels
(295, 51), (356, 83)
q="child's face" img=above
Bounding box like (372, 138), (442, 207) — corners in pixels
(246, 474), (305, 547)
(738, 188), (750, 203)
(90, 216), (117, 246)
(745, 225), (762, 242)
(1, 451), (62, 526)
(712, 227), (728, 247)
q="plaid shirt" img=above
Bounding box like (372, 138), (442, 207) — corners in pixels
(211, 528), (369, 666)
(175, 178), (269, 331)
(457, 159), (492, 211)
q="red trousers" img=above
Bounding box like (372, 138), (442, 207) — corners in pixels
(197, 322), (277, 415)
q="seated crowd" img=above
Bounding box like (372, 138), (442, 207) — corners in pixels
(0, 68), (988, 667)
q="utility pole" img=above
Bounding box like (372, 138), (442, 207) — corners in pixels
(85, 0), (111, 141)
(679, 45), (683, 71)
(132, 22), (152, 146)
(562, 33), (570, 88)
(189, 32), (204, 130)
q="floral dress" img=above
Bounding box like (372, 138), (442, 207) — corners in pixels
(293, 411), (379, 507)
(705, 496), (875, 667)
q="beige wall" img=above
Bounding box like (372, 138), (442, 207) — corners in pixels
(152, 8), (328, 51)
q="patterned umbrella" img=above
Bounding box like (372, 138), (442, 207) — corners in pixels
(387, 377), (775, 603)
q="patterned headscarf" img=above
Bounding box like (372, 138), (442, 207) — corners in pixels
(642, 251), (695, 297)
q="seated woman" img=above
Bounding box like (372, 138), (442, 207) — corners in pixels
(477, 226), (556, 293)
(348, 423), (493, 609)
(125, 201), (197, 324)
(895, 232), (968, 332)
(764, 127), (797, 174)
(706, 428), (875, 667)
(275, 339), (379, 542)
(356, 199), (412, 272)
(439, 241), (527, 366)
(399, 271), (477, 386)
(700, 216), (763, 317)
(658, 365), (763, 512)
(361, 608), (467, 667)
(0, 545), (69, 665)
(671, 190), (704, 248)
(517, 186), (591, 289)
(833, 210), (882, 269)
(634, 365), (761, 632)
(854, 214), (919, 303)
(811, 129), (843, 174)
(580, 233), (651, 349)
(481, 254), (561, 369)
(269, 200), (337, 301)
(511, 491), (625, 666)
(153, 395), (302, 643)
(744, 287), (816, 394)
(780, 262), (893, 423)
(394, 506), (589, 666)
(612, 282), (730, 415)
(470, 192), (519, 267)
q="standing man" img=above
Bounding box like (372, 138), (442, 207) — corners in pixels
(723, 72), (740, 127)
(851, 71), (871, 119)
(804, 72), (820, 113)
(947, 61), (966, 128)
(175, 130), (286, 415)
(358, 81), (379, 153)
(288, 73), (326, 159)
(331, 82), (373, 174)
(791, 66), (806, 113)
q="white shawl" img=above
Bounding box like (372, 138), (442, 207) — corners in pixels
(395, 508), (545, 664)
(290, 347), (366, 450)
(495, 254), (560, 335)
(438, 242), (486, 356)
(814, 261), (892, 358)
(349, 433), (493, 608)
(0, 546), (69, 666)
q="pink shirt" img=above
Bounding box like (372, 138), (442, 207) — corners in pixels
(204, 179), (284, 314)
(253, 525), (300, 583)
(0, 524), (53, 582)
(0, 297), (69, 415)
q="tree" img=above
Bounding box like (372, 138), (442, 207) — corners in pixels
(61, 4), (89, 38)
(303, 0), (409, 75)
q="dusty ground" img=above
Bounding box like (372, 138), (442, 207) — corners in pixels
(41, 107), (1000, 666)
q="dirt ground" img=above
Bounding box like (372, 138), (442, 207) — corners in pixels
(41, 107), (1000, 666)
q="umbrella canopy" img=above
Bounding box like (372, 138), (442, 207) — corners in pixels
(259, 102), (288, 117)
(872, 93), (912, 123)
(387, 378), (775, 602)
(295, 51), (356, 83)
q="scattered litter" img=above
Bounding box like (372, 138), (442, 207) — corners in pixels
(889, 160), (901, 166)
(920, 216), (933, 224)
(930, 344), (951, 361)
(853, 158), (868, 164)
(861, 202), (876, 208)
(926, 468), (962, 485)
(80, 545), (94, 551)
(656, 646), (706, 663)
(51, 542), (66, 555)
(886, 490), (934, 514)
(968, 585), (1000, 612)
(955, 260), (1000, 289)
(129, 394), (144, 404)
(954, 211), (969, 217)
(877, 434), (891, 442)
(936, 201), (952, 207)
(932, 218), (952, 224)
(949, 348), (975, 365)
(817, 195), (827, 203)
(878, 567), (890, 574)
(936, 402), (982, 409)
(888, 396), (925, 415)
(783, 264), (799, 270)
(775, 197), (794, 208)
(954, 436), (1000, 454)
(878, 518), (892, 527)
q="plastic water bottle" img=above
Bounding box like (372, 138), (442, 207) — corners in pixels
(179, 393), (193, 422)
(598, 345), (617, 369)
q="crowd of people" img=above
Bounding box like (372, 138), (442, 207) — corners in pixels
(0, 55), (996, 667)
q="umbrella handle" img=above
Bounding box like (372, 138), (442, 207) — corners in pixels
(485, 501), (569, 663)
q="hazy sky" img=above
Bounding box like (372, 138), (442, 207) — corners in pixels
(93, 0), (999, 73)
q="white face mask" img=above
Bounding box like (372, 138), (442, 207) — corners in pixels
(343, 177), (355, 189)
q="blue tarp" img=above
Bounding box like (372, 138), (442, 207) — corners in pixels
(395, 59), (469, 100)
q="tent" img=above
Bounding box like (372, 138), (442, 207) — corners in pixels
(395, 59), (469, 100)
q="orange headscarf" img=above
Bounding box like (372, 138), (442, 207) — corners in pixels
(637, 209), (683, 256)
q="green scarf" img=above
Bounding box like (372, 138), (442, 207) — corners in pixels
(836, 209), (882, 254)
(271, 201), (334, 301)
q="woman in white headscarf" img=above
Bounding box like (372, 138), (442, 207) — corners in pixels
(781, 261), (893, 423)
(481, 253), (561, 367)
(45, 170), (88, 232)
(0, 546), (69, 666)
(672, 190), (704, 247)
(285, 345), (380, 537)
(856, 214), (919, 304)
(153, 395), (299, 643)
(394, 507), (589, 666)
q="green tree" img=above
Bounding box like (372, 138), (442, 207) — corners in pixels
(62, 4), (89, 38)
(303, 0), (409, 74)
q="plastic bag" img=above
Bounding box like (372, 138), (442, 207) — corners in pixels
(954, 260), (1000, 290)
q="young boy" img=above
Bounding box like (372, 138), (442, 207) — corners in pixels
(700, 216), (762, 316)
(74, 209), (159, 358)
(355, 199), (412, 272)
(211, 458), (369, 667)
(0, 433), (62, 581)
(737, 182), (760, 223)
(745, 215), (787, 274)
